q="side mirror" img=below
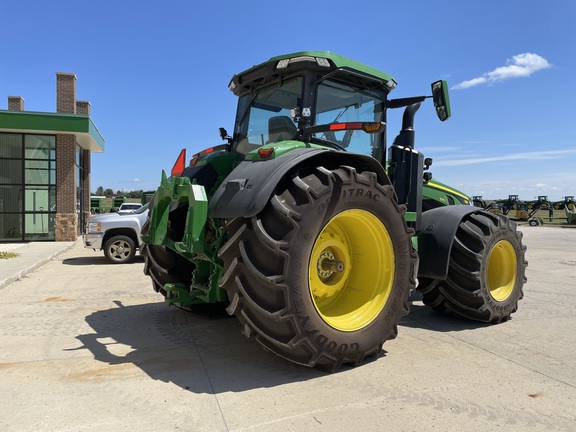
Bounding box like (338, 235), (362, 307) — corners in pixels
(219, 127), (233, 143)
(431, 80), (451, 121)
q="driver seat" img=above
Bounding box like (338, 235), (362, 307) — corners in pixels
(268, 116), (297, 143)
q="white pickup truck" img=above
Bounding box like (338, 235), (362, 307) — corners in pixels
(83, 203), (149, 263)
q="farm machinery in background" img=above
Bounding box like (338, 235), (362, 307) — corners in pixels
(140, 51), (527, 371)
(90, 196), (106, 214)
(549, 196), (576, 225)
(110, 196), (126, 213)
(473, 195), (575, 226)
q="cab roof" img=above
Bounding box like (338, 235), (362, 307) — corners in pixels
(229, 51), (397, 96)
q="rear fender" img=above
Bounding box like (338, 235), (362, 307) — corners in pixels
(208, 148), (389, 218)
(417, 205), (480, 279)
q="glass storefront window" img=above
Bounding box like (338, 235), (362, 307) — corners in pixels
(0, 214), (22, 241)
(0, 185), (23, 212)
(0, 160), (22, 184)
(24, 186), (55, 212)
(24, 213), (55, 241)
(0, 133), (23, 158)
(0, 133), (57, 242)
(25, 135), (55, 159)
(25, 160), (51, 184)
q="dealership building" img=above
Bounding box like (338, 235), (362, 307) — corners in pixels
(0, 73), (104, 242)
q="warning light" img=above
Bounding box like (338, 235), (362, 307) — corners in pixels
(329, 122), (363, 131)
(258, 148), (275, 159)
(306, 122), (385, 135)
(362, 123), (382, 133)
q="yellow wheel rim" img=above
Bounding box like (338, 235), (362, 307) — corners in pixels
(308, 209), (394, 332)
(486, 240), (517, 302)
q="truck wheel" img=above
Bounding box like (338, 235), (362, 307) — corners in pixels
(418, 212), (527, 323)
(103, 235), (136, 264)
(218, 166), (416, 371)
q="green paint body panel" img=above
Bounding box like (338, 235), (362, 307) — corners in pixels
(194, 151), (240, 176)
(268, 51), (395, 83)
(245, 140), (330, 161)
(404, 211), (417, 222)
(231, 51), (396, 93)
(423, 179), (470, 205)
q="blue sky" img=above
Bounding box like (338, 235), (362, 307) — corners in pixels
(2, 0), (574, 201)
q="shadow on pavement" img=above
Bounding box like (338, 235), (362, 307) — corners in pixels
(69, 301), (487, 393)
(62, 256), (145, 266)
(69, 301), (337, 394)
(402, 303), (492, 332)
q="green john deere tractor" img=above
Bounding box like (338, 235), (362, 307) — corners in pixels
(141, 51), (527, 371)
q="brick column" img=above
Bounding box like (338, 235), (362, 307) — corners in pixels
(56, 73), (76, 114)
(8, 96), (24, 111)
(76, 100), (91, 115)
(55, 134), (77, 241)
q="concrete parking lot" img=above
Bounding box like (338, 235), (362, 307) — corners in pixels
(0, 226), (575, 431)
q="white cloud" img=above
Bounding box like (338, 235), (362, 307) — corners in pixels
(433, 148), (576, 167)
(132, 178), (141, 182)
(452, 77), (487, 90)
(452, 53), (552, 90)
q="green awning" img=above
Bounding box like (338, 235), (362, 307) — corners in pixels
(0, 110), (105, 152)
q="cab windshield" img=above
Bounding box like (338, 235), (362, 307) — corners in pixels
(234, 75), (385, 160)
(315, 80), (385, 160)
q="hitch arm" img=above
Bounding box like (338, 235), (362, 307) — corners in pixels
(142, 170), (208, 258)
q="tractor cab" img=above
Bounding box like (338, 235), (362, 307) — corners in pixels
(226, 52), (395, 162)
(226, 52), (449, 166)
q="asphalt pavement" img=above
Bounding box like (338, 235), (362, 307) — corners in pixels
(0, 226), (575, 431)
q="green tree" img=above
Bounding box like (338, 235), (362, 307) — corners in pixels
(104, 188), (114, 196)
(95, 186), (104, 196)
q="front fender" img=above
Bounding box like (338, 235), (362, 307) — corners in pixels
(208, 148), (388, 219)
(417, 205), (480, 279)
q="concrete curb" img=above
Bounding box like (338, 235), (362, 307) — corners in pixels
(0, 240), (79, 291)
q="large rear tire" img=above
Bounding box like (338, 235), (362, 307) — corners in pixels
(218, 166), (416, 371)
(418, 212), (527, 323)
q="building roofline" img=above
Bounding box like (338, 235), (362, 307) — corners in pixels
(0, 109), (104, 152)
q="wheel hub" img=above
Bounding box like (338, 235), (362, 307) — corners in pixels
(113, 245), (126, 254)
(311, 231), (350, 298)
(317, 251), (345, 277)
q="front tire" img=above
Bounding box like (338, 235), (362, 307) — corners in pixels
(418, 212), (527, 323)
(218, 166), (416, 371)
(103, 235), (136, 264)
